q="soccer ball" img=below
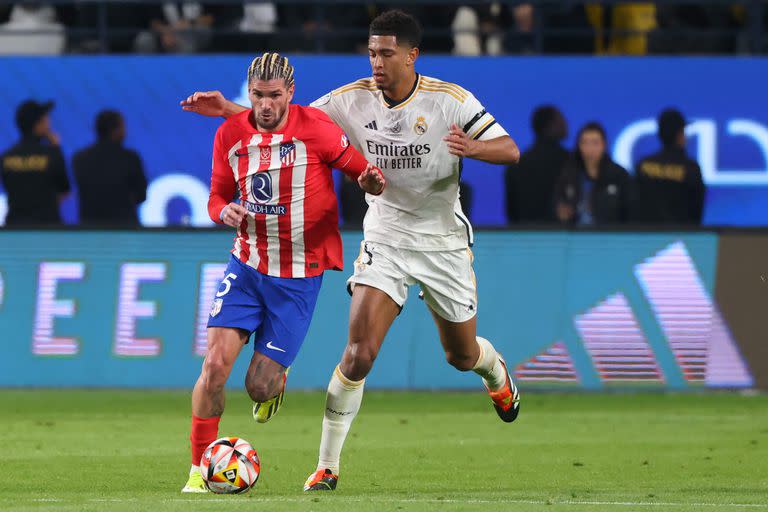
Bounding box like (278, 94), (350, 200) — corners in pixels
(199, 437), (260, 494)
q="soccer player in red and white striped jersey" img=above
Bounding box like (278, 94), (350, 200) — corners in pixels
(182, 53), (384, 493)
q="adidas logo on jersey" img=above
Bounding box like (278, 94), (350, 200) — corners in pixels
(364, 120), (378, 131)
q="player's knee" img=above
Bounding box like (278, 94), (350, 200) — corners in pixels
(445, 350), (475, 372)
(245, 377), (276, 403)
(201, 355), (229, 392)
(342, 340), (378, 379)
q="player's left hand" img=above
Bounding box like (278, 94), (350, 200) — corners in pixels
(358, 164), (386, 195)
(443, 123), (480, 158)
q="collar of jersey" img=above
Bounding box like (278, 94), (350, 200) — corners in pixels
(381, 74), (421, 110)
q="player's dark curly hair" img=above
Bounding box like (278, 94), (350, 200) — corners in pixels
(369, 9), (422, 49)
(247, 52), (295, 88)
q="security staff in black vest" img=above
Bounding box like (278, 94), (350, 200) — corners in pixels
(632, 109), (705, 224)
(73, 110), (147, 226)
(1, 100), (70, 226)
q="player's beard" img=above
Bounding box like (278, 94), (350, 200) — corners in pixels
(254, 105), (286, 131)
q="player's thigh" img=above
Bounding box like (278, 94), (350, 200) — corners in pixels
(348, 283), (400, 347)
(416, 247), (478, 325)
(340, 284), (401, 379)
(347, 240), (412, 312)
(414, 248), (480, 362)
(428, 309), (478, 365)
(252, 273), (324, 368)
(207, 254), (265, 336)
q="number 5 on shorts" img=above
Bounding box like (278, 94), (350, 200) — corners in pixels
(217, 273), (238, 297)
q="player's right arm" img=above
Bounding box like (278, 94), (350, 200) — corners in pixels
(208, 127), (248, 227)
(181, 91), (248, 119)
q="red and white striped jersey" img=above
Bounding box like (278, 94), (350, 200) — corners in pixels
(208, 104), (356, 278)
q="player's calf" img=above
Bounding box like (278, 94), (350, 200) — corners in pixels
(251, 370), (288, 424)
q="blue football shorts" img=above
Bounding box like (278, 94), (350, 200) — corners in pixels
(207, 254), (323, 367)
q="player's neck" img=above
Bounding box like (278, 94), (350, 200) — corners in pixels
(383, 72), (418, 104)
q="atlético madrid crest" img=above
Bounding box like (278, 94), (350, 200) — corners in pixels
(210, 298), (223, 317)
(280, 142), (296, 166)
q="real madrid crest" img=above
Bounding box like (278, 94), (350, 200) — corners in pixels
(413, 116), (428, 135)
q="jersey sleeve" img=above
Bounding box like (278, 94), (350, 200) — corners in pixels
(208, 125), (236, 224)
(309, 108), (354, 166)
(456, 92), (509, 141)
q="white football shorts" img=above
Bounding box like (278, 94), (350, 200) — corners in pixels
(347, 240), (478, 323)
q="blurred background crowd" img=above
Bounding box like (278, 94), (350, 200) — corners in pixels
(1, 98), (705, 228)
(0, 1), (765, 56)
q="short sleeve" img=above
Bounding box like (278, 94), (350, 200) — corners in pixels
(456, 92), (508, 141)
(310, 109), (351, 165)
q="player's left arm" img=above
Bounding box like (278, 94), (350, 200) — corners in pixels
(445, 91), (520, 165)
(444, 125), (520, 164)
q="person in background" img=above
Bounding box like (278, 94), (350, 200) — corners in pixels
(505, 105), (568, 223)
(554, 121), (630, 226)
(1, 100), (69, 226)
(73, 110), (147, 226)
(632, 108), (705, 224)
(134, 2), (214, 53)
(0, 4), (65, 55)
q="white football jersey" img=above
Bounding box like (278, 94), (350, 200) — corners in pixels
(310, 74), (508, 251)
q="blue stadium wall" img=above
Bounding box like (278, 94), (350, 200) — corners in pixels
(0, 231), (755, 390)
(1, 56), (768, 226)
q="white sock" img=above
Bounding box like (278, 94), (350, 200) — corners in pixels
(316, 365), (365, 474)
(189, 465), (199, 475)
(472, 336), (507, 391)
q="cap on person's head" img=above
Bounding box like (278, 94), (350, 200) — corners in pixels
(15, 99), (54, 135)
(658, 108), (686, 147)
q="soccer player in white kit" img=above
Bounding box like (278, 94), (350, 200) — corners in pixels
(181, 9), (522, 492)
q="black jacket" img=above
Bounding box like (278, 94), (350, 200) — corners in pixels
(73, 141), (147, 226)
(632, 146), (705, 224)
(505, 137), (569, 223)
(554, 156), (631, 225)
(1, 136), (70, 226)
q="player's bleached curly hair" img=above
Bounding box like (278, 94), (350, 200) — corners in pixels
(247, 52), (295, 88)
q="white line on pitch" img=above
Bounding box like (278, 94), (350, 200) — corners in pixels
(29, 497), (768, 508)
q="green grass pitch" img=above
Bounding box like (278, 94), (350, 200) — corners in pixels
(0, 390), (766, 511)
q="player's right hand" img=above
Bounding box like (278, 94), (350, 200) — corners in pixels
(358, 164), (386, 196)
(180, 90), (227, 117)
(221, 202), (248, 228)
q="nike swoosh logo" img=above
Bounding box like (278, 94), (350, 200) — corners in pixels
(265, 341), (286, 353)
(234, 151), (251, 157)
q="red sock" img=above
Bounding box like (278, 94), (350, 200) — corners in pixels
(190, 415), (220, 466)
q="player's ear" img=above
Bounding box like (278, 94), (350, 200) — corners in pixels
(287, 83), (295, 103)
(406, 47), (419, 66)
